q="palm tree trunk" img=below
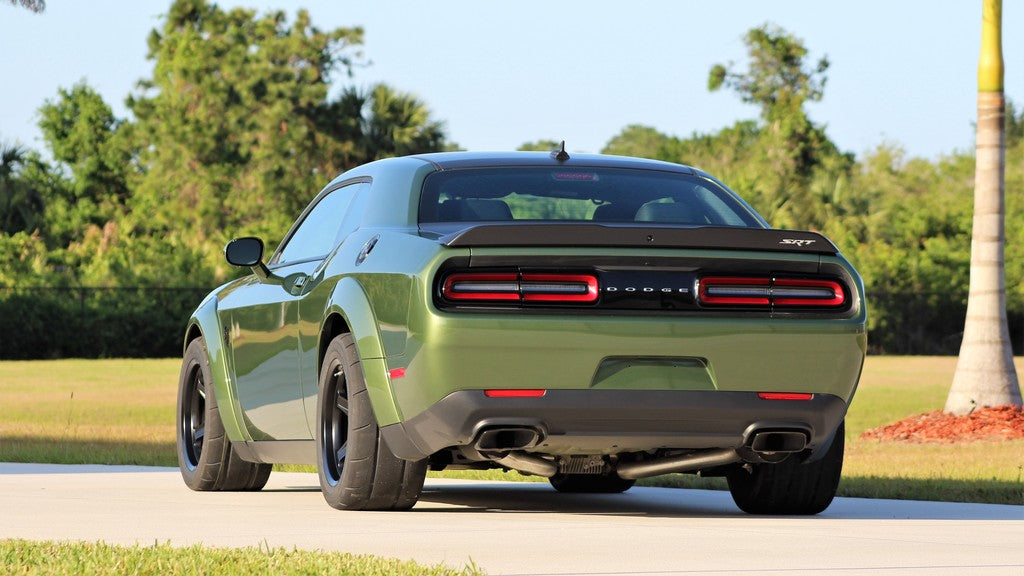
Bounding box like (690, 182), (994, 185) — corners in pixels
(946, 0), (1021, 415)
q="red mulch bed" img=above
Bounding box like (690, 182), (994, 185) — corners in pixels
(860, 405), (1024, 443)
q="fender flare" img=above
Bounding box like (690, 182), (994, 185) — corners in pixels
(324, 276), (402, 426)
(183, 295), (252, 442)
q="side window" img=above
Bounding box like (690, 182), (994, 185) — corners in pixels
(275, 183), (360, 265)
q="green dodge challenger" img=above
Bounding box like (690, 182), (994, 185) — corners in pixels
(177, 150), (866, 514)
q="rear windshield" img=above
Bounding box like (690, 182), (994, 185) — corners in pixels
(418, 167), (764, 227)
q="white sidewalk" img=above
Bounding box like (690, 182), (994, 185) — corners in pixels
(1, 463), (1021, 575)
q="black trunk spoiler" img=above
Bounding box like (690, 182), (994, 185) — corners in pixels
(433, 224), (838, 255)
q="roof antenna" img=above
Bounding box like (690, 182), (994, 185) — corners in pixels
(551, 140), (570, 162)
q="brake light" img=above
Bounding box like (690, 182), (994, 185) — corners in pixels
(698, 277), (845, 308)
(442, 272), (598, 303)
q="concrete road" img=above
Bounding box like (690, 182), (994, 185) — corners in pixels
(1, 463), (1021, 575)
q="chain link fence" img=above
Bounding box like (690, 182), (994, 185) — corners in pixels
(0, 287), (210, 359)
(868, 292), (1023, 355)
(0, 287), (1020, 358)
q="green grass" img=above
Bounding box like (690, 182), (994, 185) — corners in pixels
(1, 356), (1022, 504)
(0, 359), (178, 466)
(0, 540), (481, 576)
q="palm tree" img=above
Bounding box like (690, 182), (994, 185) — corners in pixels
(946, 0), (1022, 414)
(333, 84), (447, 168)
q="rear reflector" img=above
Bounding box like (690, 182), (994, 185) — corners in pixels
(758, 392), (814, 401)
(443, 272), (598, 303)
(699, 277), (846, 308)
(388, 368), (406, 379)
(484, 389), (547, 398)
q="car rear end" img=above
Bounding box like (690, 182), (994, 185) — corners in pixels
(380, 154), (865, 488)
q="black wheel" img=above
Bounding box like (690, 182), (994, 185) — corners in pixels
(550, 472), (635, 494)
(727, 421), (845, 515)
(177, 338), (271, 491)
(316, 333), (427, 510)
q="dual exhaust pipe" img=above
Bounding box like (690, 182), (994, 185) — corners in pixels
(471, 426), (809, 480)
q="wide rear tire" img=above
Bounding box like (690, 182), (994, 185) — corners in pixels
(177, 337), (271, 491)
(726, 421), (845, 515)
(316, 333), (427, 510)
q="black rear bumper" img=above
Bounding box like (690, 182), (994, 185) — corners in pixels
(381, 389), (847, 461)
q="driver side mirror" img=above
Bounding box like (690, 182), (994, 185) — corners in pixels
(225, 237), (270, 280)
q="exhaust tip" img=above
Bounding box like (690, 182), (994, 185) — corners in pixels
(473, 427), (542, 452)
(749, 430), (808, 454)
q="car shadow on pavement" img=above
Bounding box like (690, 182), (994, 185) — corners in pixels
(418, 482), (757, 518)
(414, 482), (1024, 521)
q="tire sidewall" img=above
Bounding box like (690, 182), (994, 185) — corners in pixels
(316, 334), (373, 508)
(176, 338), (224, 490)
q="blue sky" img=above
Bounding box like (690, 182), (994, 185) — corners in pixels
(1, 1), (1021, 161)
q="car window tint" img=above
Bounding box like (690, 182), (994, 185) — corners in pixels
(419, 167), (763, 227)
(276, 184), (357, 264)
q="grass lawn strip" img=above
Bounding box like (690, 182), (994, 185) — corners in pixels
(0, 539), (482, 575)
(0, 356), (1021, 505)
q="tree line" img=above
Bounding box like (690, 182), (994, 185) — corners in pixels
(1, 2), (1021, 356)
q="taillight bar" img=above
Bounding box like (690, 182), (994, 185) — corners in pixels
(443, 273), (520, 301)
(772, 278), (845, 306)
(443, 272), (599, 303)
(699, 277), (846, 308)
(699, 277), (770, 305)
(521, 274), (598, 302)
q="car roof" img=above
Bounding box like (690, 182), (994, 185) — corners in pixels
(407, 151), (698, 175)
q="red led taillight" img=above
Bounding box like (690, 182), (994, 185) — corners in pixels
(442, 272), (598, 303)
(698, 277), (846, 308)
(484, 389), (547, 398)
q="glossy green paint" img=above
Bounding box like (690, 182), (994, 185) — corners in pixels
(384, 245), (866, 422)
(318, 276), (400, 426)
(216, 260), (316, 440)
(389, 310), (865, 420)
(184, 292), (251, 442)
(591, 358), (716, 390)
(311, 226), (467, 427)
